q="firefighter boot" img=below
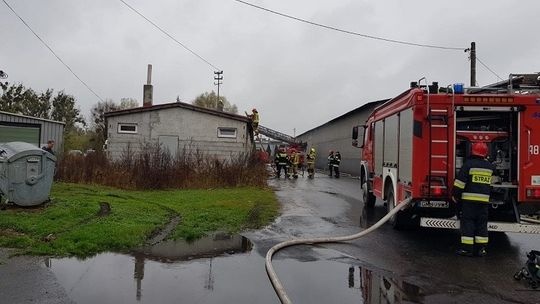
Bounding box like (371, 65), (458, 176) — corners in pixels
(476, 246), (487, 257)
(456, 249), (474, 257)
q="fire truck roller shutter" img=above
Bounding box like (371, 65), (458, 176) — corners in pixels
(383, 113), (399, 202)
(383, 114), (399, 167)
(374, 120), (384, 176)
(398, 109), (414, 184)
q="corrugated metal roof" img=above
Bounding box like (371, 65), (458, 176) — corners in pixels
(0, 111), (65, 125)
(297, 99), (388, 137)
(105, 101), (250, 123)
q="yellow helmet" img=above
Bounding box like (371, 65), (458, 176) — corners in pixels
(310, 148), (315, 152)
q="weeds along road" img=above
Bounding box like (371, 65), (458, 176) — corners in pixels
(1, 174), (539, 303)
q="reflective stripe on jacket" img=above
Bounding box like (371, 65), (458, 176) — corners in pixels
(452, 157), (496, 203)
(275, 152), (288, 165)
(332, 153), (341, 167)
(291, 153), (300, 165)
(307, 151), (316, 164)
(328, 154), (334, 165)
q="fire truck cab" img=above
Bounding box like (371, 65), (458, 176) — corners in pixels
(353, 74), (540, 233)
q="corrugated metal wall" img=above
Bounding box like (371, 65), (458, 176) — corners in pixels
(296, 102), (382, 176)
(0, 111), (65, 153)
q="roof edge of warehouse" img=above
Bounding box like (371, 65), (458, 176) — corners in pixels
(104, 101), (250, 123)
(0, 110), (65, 125)
(296, 99), (388, 137)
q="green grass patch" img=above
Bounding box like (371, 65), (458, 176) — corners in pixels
(0, 182), (278, 257)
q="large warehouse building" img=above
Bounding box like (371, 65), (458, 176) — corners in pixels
(296, 99), (386, 176)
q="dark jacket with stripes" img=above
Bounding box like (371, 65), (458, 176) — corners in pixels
(275, 152), (289, 166)
(452, 156), (496, 203)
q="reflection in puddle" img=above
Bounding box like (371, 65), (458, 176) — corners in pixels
(45, 233), (254, 303)
(131, 233), (252, 300)
(44, 234), (421, 304)
(347, 265), (423, 304)
(137, 232), (253, 262)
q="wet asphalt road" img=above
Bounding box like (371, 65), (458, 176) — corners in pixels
(1, 173), (539, 303)
(257, 174), (540, 304)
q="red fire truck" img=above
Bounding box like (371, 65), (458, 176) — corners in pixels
(352, 74), (540, 233)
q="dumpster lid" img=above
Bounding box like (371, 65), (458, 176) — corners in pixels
(0, 142), (56, 163)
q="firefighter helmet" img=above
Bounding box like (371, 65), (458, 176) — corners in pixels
(310, 148), (315, 153)
(471, 142), (489, 157)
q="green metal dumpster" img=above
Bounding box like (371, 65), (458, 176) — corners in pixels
(0, 142), (56, 206)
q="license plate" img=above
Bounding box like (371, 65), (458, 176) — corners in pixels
(419, 200), (449, 208)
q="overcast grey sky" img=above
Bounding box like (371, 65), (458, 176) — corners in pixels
(1, 0), (539, 135)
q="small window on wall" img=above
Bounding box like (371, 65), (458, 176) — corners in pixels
(118, 123), (138, 134)
(218, 127), (237, 138)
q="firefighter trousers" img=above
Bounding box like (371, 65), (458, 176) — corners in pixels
(253, 122), (259, 136)
(307, 162), (315, 177)
(276, 164), (288, 178)
(333, 165), (340, 178)
(460, 202), (489, 252)
(289, 164), (298, 178)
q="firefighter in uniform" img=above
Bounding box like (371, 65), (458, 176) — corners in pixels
(452, 142), (496, 257)
(327, 150), (335, 177)
(274, 147), (289, 178)
(306, 148), (316, 179)
(251, 108), (260, 138)
(333, 151), (341, 178)
(289, 148), (300, 179)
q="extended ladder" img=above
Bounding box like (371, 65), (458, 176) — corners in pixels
(257, 125), (307, 150)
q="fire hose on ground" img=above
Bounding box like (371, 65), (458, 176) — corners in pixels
(265, 197), (413, 304)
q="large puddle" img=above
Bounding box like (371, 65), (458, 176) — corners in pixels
(45, 234), (423, 303)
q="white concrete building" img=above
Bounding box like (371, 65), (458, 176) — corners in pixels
(104, 102), (253, 161)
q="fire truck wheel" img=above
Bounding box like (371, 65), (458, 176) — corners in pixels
(362, 182), (376, 208)
(386, 187), (403, 229)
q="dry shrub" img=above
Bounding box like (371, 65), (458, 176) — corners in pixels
(55, 143), (268, 190)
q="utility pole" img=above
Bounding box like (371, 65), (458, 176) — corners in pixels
(214, 71), (223, 110)
(470, 42), (476, 87)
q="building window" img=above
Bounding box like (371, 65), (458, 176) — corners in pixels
(118, 123), (138, 134)
(217, 127), (237, 138)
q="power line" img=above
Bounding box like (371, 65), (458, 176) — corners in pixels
(118, 0), (221, 71)
(476, 56), (503, 81)
(232, 0), (466, 51)
(2, 0), (104, 102)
